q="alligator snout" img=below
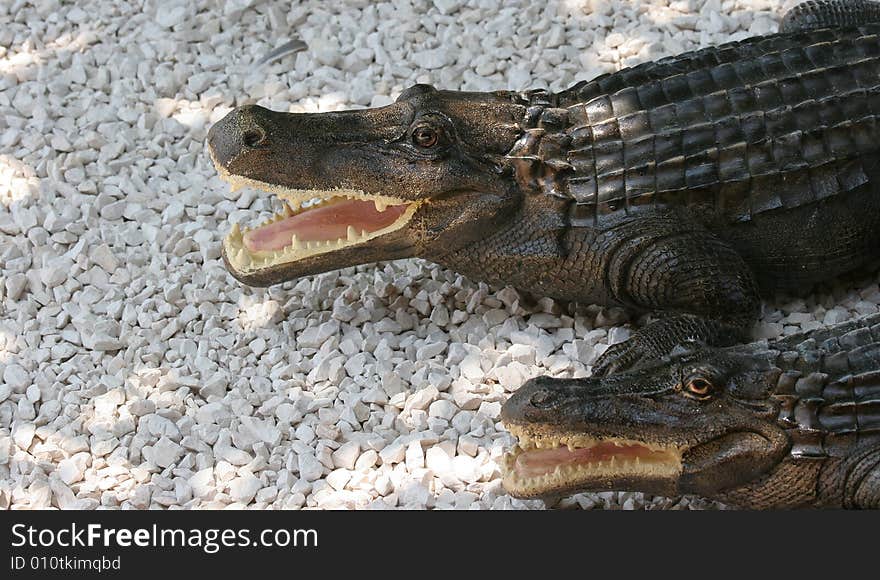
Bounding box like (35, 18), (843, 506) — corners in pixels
(501, 377), (573, 425)
(207, 105), (274, 169)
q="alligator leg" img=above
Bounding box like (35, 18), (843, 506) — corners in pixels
(592, 223), (760, 376)
(816, 444), (880, 508)
(781, 0), (880, 32)
(847, 459), (880, 509)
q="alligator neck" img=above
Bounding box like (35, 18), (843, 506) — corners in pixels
(423, 194), (576, 294)
(769, 315), (880, 458)
(717, 314), (880, 507)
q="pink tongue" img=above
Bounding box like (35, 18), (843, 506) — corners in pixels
(244, 199), (409, 252)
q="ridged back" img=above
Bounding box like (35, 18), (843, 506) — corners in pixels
(770, 313), (880, 458)
(509, 26), (880, 224)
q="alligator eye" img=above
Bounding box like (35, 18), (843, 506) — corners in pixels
(412, 126), (439, 148)
(684, 377), (713, 399)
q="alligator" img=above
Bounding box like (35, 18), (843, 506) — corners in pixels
(208, 0), (880, 375)
(500, 312), (880, 509)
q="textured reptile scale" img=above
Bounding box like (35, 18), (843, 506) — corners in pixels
(509, 26), (880, 225)
(771, 315), (880, 460)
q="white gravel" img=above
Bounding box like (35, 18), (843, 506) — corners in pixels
(0, 0), (864, 510)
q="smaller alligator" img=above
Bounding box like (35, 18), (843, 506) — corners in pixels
(501, 314), (880, 509)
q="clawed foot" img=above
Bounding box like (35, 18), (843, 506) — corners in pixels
(593, 334), (662, 377)
(590, 315), (744, 377)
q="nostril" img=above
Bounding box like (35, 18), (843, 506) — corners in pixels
(242, 127), (265, 148)
(530, 390), (554, 408)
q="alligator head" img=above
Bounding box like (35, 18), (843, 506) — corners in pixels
(207, 84), (528, 286)
(500, 346), (791, 500)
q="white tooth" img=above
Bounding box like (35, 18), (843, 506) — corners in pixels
(283, 203), (294, 217)
(325, 239), (333, 247)
(242, 225), (251, 234)
(230, 223), (241, 238)
(374, 198), (387, 212)
(306, 241), (314, 249)
(346, 226), (357, 241)
(361, 229), (369, 239)
(291, 235), (300, 249)
(230, 183), (241, 193)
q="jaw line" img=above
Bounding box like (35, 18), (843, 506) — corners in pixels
(501, 423), (684, 498)
(211, 150), (421, 275)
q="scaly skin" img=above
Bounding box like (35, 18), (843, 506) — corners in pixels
(208, 1), (880, 374)
(500, 313), (880, 509)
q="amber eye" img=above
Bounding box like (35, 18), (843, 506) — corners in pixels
(412, 126), (439, 148)
(685, 377), (713, 398)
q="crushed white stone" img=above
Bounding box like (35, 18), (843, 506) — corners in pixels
(0, 0), (846, 510)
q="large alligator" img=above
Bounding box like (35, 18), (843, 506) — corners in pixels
(500, 313), (880, 509)
(208, 0), (880, 374)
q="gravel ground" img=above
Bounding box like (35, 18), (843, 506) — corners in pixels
(2, 0), (872, 510)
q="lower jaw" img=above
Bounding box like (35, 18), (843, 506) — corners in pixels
(220, 229), (416, 286)
(221, 190), (422, 276)
(502, 471), (681, 500)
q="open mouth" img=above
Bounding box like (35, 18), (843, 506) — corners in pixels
(502, 425), (682, 497)
(213, 156), (420, 273)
